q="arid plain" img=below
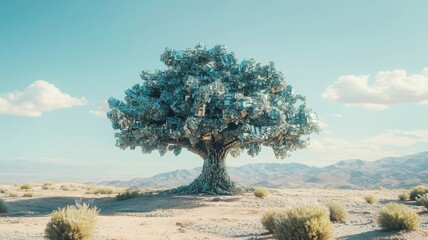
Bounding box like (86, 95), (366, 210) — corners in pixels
(1, 184), (427, 240)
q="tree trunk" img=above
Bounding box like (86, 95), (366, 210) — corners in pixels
(175, 152), (238, 195)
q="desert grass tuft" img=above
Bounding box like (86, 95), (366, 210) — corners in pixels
(45, 203), (99, 240)
(60, 184), (78, 191)
(116, 187), (141, 201)
(0, 198), (7, 213)
(398, 191), (409, 201)
(260, 208), (284, 233)
(22, 192), (35, 197)
(20, 184), (33, 190)
(409, 185), (428, 200)
(42, 182), (54, 190)
(326, 201), (347, 222)
(378, 203), (420, 231)
(253, 187), (269, 198)
(8, 191), (19, 197)
(363, 194), (378, 204)
(85, 185), (116, 195)
(273, 202), (333, 240)
(416, 194), (428, 210)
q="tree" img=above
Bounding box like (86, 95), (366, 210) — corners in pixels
(107, 43), (320, 194)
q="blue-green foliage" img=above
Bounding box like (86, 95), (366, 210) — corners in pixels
(107, 43), (319, 159)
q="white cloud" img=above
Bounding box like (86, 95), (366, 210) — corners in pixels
(0, 80), (86, 117)
(309, 129), (428, 161)
(333, 113), (343, 118)
(90, 100), (109, 118)
(323, 67), (428, 110)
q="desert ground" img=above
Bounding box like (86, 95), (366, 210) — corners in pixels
(0, 184), (427, 240)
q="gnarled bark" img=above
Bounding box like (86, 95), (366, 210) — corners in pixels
(174, 151), (239, 195)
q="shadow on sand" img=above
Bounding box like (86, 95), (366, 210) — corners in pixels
(336, 229), (399, 240)
(2, 193), (213, 217)
(234, 232), (274, 239)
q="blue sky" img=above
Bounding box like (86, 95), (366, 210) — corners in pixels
(1, 1), (427, 182)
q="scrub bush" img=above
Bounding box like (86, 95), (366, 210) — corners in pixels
(260, 208), (284, 233)
(398, 191), (409, 201)
(326, 201), (347, 222)
(363, 195), (378, 204)
(274, 203), (333, 240)
(85, 185), (116, 195)
(378, 203), (419, 231)
(409, 185), (428, 200)
(45, 203), (99, 240)
(42, 182), (54, 190)
(116, 187), (141, 201)
(20, 184), (33, 190)
(253, 188), (269, 198)
(416, 194), (428, 210)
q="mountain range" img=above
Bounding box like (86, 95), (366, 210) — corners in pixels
(100, 151), (428, 189)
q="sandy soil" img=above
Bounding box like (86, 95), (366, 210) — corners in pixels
(0, 184), (427, 239)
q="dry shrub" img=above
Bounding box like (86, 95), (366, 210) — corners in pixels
(116, 187), (141, 201)
(363, 195), (378, 204)
(42, 182), (54, 190)
(176, 220), (194, 228)
(20, 184), (33, 190)
(274, 202), (333, 240)
(253, 187), (269, 198)
(8, 191), (19, 197)
(85, 185), (116, 195)
(261, 208), (284, 233)
(0, 198), (7, 213)
(416, 194), (428, 210)
(60, 184), (78, 191)
(23, 192), (35, 197)
(326, 201), (347, 222)
(45, 203), (99, 240)
(378, 203), (419, 231)
(398, 191), (409, 201)
(409, 185), (428, 200)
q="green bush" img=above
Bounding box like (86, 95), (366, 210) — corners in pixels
(326, 201), (347, 222)
(45, 203), (99, 240)
(363, 195), (378, 204)
(116, 187), (141, 201)
(416, 194), (428, 210)
(20, 184), (33, 190)
(409, 185), (428, 200)
(260, 208), (284, 233)
(0, 198), (7, 213)
(398, 191), (409, 201)
(378, 203), (420, 231)
(253, 187), (269, 198)
(273, 203), (333, 240)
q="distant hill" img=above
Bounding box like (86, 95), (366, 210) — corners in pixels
(100, 151), (428, 189)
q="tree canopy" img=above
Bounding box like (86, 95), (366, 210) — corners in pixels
(108, 43), (319, 159)
(107, 43), (320, 194)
